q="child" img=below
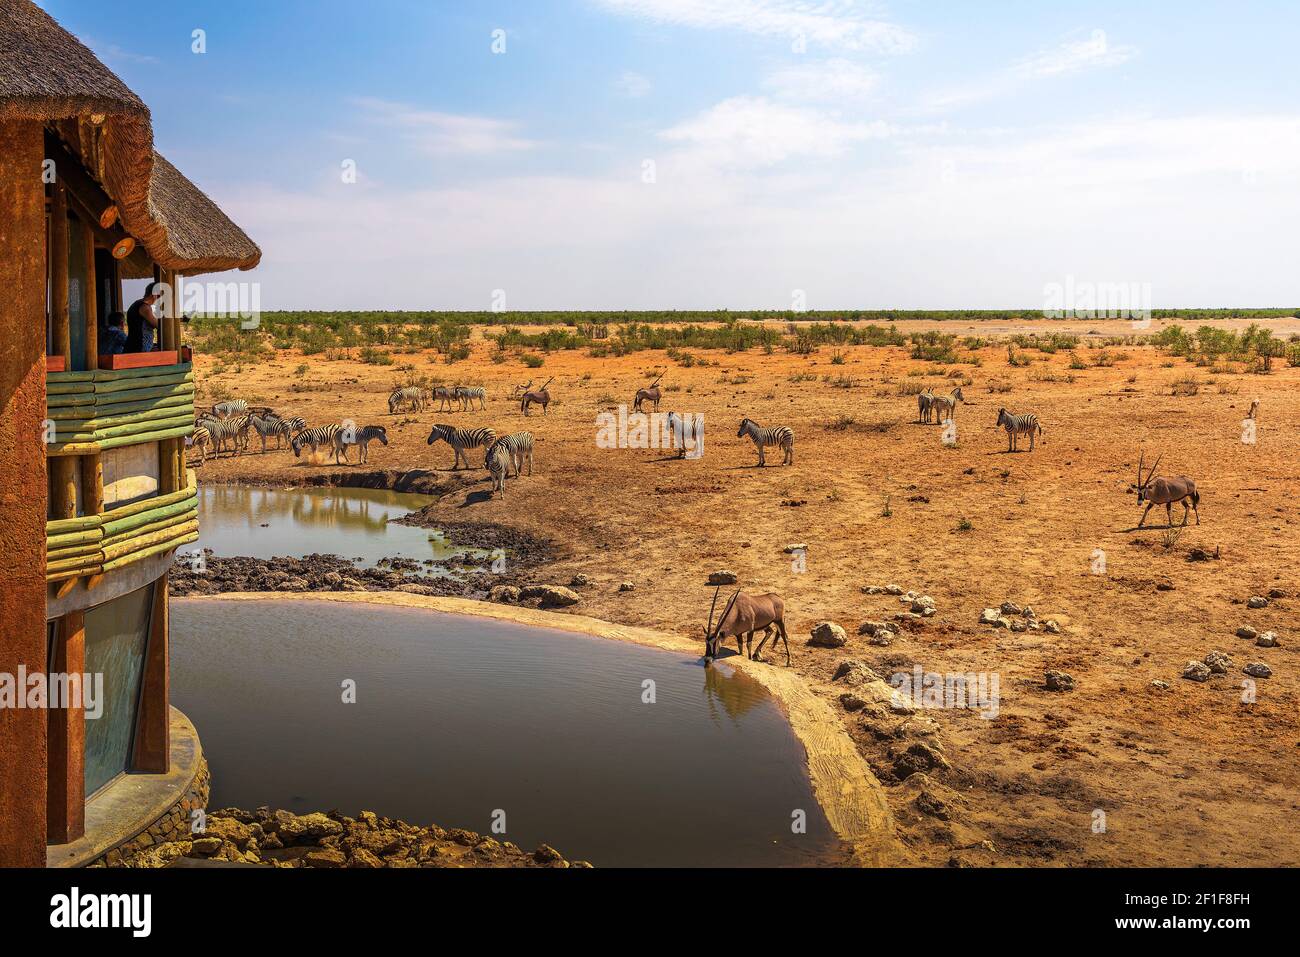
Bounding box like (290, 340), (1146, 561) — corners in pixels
(104, 311), (128, 354)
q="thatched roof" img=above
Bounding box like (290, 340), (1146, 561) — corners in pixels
(0, 0), (260, 276)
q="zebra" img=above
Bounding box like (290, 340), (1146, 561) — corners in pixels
(431, 386), (459, 412)
(455, 386), (487, 411)
(206, 413), (251, 456)
(292, 424), (343, 459)
(995, 408), (1043, 452)
(485, 441), (512, 498)
(930, 386), (965, 424)
(187, 426), (212, 466)
(212, 399), (248, 417)
(666, 412), (704, 459)
(426, 424), (497, 470)
(251, 413), (293, 452)
(917, 389), (935, 424)
(737, 417), (793, 466)
(487, 432), (534, 477)
(388, 386), (425, 414)
(334, 425), (388, 465)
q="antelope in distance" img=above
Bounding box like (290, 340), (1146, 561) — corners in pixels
(511, 379), (533, 398)
(703, 587), (791, 666)
(737, 417), (794, 466)
(930, 386), (965, 424)
(520, 378), (553, 416)
(995, 408), (1043, 452)
(633, 372), (663, 413)
(1133, 451), (1200, 529)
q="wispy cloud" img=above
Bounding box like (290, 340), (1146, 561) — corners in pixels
(592, 0), (915, 53)
(351, 97), (537, 155)
(661, 95), (892, 168)
(928, 29), (1137, 110)
(764, 58), (878, 100)
(83, 35), (159, 65)
(615, 70), (653, 98)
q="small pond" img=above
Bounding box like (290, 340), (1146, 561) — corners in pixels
(197, 485), (484, 570)
(172, 599), (840, 867)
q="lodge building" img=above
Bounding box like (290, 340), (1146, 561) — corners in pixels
(0, 0), (260, 866)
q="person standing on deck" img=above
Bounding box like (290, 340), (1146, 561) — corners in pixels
(125, 282), (164, 352)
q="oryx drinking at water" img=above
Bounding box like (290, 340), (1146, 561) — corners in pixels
(1133, 451), (1200, 528)
(703, 587), (790, 666)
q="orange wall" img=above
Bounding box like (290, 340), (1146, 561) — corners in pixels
(0, 118), (50, 866)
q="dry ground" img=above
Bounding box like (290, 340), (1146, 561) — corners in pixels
(192, 324), (1300, 867)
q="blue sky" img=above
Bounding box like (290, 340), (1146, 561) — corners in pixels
(46, 0), (1300, 310)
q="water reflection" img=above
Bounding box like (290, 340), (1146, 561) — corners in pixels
(703, 659), (766, 725)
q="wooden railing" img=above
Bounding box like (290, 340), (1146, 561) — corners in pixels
(46, 362), (195, 456)
(45, 475), (199, 583)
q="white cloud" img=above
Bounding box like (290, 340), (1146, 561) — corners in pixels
(928, 29), (1137, 110)
(592, 0), (915, 53)
(660, 95), (892, 168)
(351, 97), (537, 155)
(764, 58), (878, 100)
(615, 71), (653, 97)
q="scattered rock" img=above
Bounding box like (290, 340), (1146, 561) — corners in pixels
(533, 844), (565, 864)
(858, 620), (899, 637)
(1000, 600), (1022, 616)
(884, 584), (904, 595)
(1244, 662), (1273, 679)
(893, 742), (949, 780)
(839, 693), (866, 712)
(1236, 625), (1258, 640)
(1267, 588), (1287, 599)
(303, 848), (348, 869)
(914, 790), (950, 821)
(979, 607), (1001, 625)
(568, 573), (592, 587)
(910, 595), (937, 617)
(1204, 651), (1233, 674)
(832, 658), (879, 685)
(707, 570), (737, 586)
(1043, 619), (1061, 634)
(1182, 661), (1212, 682)
(809, 621), (848, 648)
(617, 581), (635, 593)
(189, 837), (221, 855)
(783, 543), (807, 554)
(1247, 596), (1269, 609)
(520, 584), (581, 607)
(487, 584), (521, 604)
(1044, 670), (1075, 692)
(1256, 631), (1279, 648)
(1150, 679), (1170, 690)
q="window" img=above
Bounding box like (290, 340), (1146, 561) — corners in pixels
(83, 583), (154, 796)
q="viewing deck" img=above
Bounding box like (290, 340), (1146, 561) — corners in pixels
(45, 360), (195, 457)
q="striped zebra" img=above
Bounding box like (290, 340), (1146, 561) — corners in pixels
(187, 426), (212, 466)
(251, 413), (293, 452)
(455, 386), (487, 411)
(995, 408), (1044, 452)
(737, 417), (794, 466)
(485, 441), (512, 498)
(292, 424), (342, 459)
(917, 389), (935, 424)
(426, 424), (496, 470)
(388, 386), (425, 414)
(212, 399), (248, 417)
(206, 413), (251, 456)
(487, 432), (533, 478)
(431, 386), (459, 412)
(930, 386), (965, 424)
(334, 425), (388, 465)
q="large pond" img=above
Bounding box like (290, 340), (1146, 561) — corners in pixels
(171, 599), (840, 867)
(197, 486), (482, 570)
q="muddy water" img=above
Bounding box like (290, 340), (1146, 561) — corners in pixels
(171, 599), (840, 867)
(197, 486), (484, 570)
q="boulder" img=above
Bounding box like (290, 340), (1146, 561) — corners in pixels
(487, 585), (521, 604)
(1204, 651), (1233, 674)
(979, 608), (1001, 625)
(1181, 661), (1212, 682)
(617, 581), (635, 593)
(275, 812), (344, 844)
(520, 584), (581, 607)
(910, 596), (937, 617)
(839, 693), (866, 712)
(1000, 600), (1022, 616)
(347, 848), (384, 869)
(1236, 625), (1258, 640)
(303, 848), (347, 869)
(569, 573), (592, 587)
(707, 570), (737, 586)
(1256, 631), (1279, 648)
(1243, 662), (1273, 679)
(1044, 670), (1075, 692)
(832, 658), (878, 685)
(809, 621), (847, 648)
(1247, 596), (1269, 609)
(1043, 620), (1061, 634)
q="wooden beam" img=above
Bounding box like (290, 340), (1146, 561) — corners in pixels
(45, 132), (152, 276)
(82, 220), (97, 371)
(80, 453), (103, 517)
(131, 576), (170, 773)
(46, 612), (86, 844)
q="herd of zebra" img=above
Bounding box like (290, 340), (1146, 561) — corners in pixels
(388, 384), (487, 414)
(916, 386), (1044, 452)
(188, 399), (388, 466)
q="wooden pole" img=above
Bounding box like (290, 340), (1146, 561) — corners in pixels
(46, 612), (86, 844)
(50, 183), (77, 520)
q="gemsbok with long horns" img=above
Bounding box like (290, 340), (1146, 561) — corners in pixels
(633, 373), (663, 413)
(703, 587), (790, 665)
(520, 378), (552, 416)
(1133, 451), (1200, 528)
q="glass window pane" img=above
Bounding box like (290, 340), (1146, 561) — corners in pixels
(83, 584), (154, 796)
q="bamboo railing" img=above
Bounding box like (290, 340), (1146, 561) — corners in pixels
(45, 475), (199, 583)
(46, 363), (196, 456)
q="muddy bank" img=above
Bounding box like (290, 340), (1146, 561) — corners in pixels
(113, 807), (585, 869)
(203, 467), (472, 498)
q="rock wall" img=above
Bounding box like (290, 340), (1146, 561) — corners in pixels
(87, 758), (211, 867)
